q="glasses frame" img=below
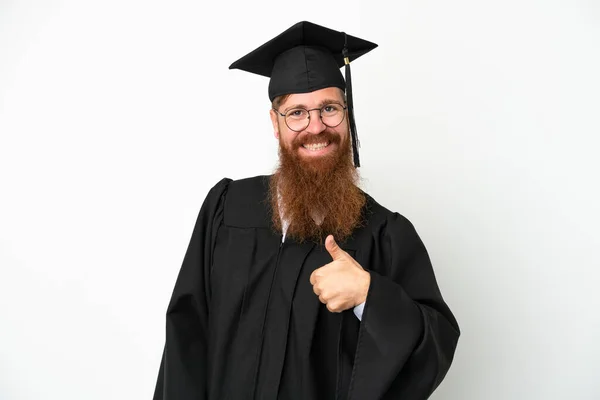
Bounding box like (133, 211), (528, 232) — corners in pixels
(273, 103), (348, 132)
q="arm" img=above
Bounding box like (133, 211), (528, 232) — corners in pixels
(153, 178), (231, 400)
(348, 213), (460, 400)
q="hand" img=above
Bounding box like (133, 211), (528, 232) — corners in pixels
(309, 235), (371, 313)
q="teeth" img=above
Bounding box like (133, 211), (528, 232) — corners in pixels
(302, 142), (329, 151)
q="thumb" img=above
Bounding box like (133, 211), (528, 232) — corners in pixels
(325, 235), (346, 261)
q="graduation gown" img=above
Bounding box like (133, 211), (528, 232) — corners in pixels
(153, 175), (459, 400)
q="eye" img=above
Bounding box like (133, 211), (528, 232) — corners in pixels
(322, 104), (341, 114)
(287, 109), (308, 119)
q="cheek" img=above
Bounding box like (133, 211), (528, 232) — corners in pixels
(279, 132), (297, 148)
(334, 126), (349, 145)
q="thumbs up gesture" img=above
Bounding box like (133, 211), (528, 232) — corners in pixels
(309, 235), (371, 313)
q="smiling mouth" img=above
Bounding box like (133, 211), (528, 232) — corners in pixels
(302, 141), (330, 151)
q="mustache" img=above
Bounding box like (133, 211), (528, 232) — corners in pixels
(291, 131), (342, 150)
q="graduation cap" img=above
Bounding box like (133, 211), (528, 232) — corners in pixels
(229, 21), (377, 167)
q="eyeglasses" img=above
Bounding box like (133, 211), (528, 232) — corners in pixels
(273, 103), (347, 132)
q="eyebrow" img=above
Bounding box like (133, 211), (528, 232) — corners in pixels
(283, 98), (343, 113)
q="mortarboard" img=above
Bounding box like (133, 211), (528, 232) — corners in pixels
(229, 21), (377, 167)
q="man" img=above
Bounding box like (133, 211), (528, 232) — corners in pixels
(153, 21), (459, 400)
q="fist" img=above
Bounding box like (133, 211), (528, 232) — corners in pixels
(309, 235), (371, 313)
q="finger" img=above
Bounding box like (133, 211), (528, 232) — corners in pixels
(312, 284), (321, 296)
(326, 302), (340, 313)
(325, 235), (346, 261)
(310, 269), (320, 285)
(318, 294), (327, 304)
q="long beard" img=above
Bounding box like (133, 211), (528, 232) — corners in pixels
(269, 130), (366, 243)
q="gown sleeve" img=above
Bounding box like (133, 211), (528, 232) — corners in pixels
(348, 213), (460, 400)
(153, 178), (231, 400)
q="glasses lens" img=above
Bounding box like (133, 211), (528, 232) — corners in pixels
(285, 108), (309, 131)
(321, 104), (345, 127)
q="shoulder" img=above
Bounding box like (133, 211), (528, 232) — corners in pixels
(208, 175), (272, 228)
(359, 193), (428, 263)
(363, 192), (415, 232)
(226, 175), (271, 197)
(206, 175), (269, 198)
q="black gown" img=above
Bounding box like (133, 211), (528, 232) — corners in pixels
(153, 175), (460, 400)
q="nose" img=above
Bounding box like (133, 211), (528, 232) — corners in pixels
(304, 110), (327, 135)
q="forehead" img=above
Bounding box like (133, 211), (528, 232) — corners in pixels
(280, 87), (345, 109)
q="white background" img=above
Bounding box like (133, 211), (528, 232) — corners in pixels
(1, 1), (599, 399)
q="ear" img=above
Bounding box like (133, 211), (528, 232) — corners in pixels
(269, 109), (280, 140)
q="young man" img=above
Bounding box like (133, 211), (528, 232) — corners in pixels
(153, 21), (459, 400)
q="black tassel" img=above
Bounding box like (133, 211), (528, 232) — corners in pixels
(342, 33), (360, 168)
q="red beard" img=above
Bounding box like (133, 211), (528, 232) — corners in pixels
(269, 130), (366, 243)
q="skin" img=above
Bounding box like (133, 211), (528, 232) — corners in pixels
(270, 87), (371, 313)
(269, 87), (348, 159)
